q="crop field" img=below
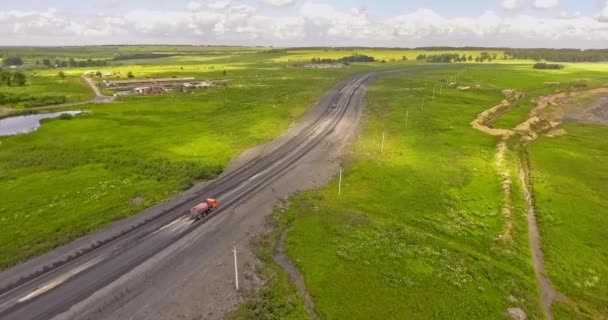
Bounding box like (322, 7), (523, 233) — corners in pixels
(235, 63), (608, 319)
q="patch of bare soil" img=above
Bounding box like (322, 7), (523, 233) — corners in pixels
(506, 307), (527, 320)
(274, 230), (319, 320)
(563, 95), (608, 126)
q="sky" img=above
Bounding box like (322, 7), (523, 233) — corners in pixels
(1, 0), (608, 48)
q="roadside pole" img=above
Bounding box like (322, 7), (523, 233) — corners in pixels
(338, 167), (342, 195)
(233, 244), (239, 291)
(405, 110), (409, 127)
(381, 131), (385, 153)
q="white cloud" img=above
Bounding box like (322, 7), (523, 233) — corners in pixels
(533, 0), (559, 9)
(501, 0), (525, 10)
(208, 0), (231, 9)
(598, 1), (608, 22)
(186, 1), (201, 10)
(559, 10), (581, 19)
(0, 4), (607, 48)
(261, 0), (296, 6)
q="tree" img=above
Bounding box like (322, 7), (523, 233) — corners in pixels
(468, 55), (473, 62)
(127, 71), (134, 78)
(42, 59), (52, 67)
(0, 71), (10, 86)
(58, 71), (66, 79)
(12, 72), (27, 86)
(402, 56), (409, 61)
(222, 70), (227, 76)
(35, 60), (40, 65)
(3, 56), (23, 66)
(96, 71), (102, 78)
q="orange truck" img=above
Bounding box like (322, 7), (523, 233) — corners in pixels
(190, 198), (218, 220)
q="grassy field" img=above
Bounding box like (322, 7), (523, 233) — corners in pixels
(234, 63), (608, 319)
(272, 48), (506, 62)
(2, 45), (608, 319)
(0, 52), (369, 268)
(529, 124), (608, 318)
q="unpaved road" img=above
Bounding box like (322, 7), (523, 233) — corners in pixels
(0, 67), (436, 320)
(81, 76), (115, 104)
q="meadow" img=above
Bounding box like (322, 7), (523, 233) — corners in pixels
(2, 46), (607, 319)
(529, 124), (608, 318)
(233, 63), (608, 319)
(0, 49), (370, 268)
(0, 46), (442, 268)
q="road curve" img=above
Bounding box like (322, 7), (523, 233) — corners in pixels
(0, 67), (435, 320)
(81, 76), (115, 103)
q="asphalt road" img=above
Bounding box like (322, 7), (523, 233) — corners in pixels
(0, 68), (432, 320)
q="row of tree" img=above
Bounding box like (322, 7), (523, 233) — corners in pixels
(533, 62), (564, 69)
(0, 71), (27, 86)
(37, 58), (108, 68)
(113, 53), (174, 60)
(505, 49), (608, 62)
(416, 52), (499, 63)
(310, 54), (376, 64)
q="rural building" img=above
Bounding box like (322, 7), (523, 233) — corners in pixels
(106, 77), (221, 96)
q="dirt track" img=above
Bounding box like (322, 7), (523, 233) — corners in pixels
(0, 67), (439, 320)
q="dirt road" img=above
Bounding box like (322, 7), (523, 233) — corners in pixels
(0, 67), (438, 320)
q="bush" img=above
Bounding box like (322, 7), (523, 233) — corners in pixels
(58, 113), (73, 120)
(533, 62), (564, 70)
(23, 96), (67, 108)
(2, 56), (23, 66)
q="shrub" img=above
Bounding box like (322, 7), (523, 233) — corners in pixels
(533, 62), (564, 70)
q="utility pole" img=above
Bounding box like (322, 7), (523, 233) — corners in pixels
(233, 243), (239, 291)
(338, 168), (342, 195)
(381, 131), (385, 153)
(405, 110), (409, 127)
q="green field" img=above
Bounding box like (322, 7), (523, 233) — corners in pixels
(529, 124), (608, 318)
(230, 63), (608, 319)
(2, 46), (608, 319)
(0, 50), (369, 268)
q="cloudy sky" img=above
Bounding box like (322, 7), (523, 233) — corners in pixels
(2, 0), (608, 48)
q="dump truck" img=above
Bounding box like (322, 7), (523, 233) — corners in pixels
(190, 198), (218, 220)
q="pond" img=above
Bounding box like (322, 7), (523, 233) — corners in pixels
(0, 111), (82, 137)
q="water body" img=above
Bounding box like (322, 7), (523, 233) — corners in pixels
(0, 111), (82, 137)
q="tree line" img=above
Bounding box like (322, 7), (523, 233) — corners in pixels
(113, 53), (175, 60)
(533, 62), (564, 69)
(37, 58), (108, 68)
(310, 54), (376, 64)
(505, 49), (608, 62)
(416, 52), (499, 63)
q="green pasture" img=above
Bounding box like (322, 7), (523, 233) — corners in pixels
(262, 63), (608, 319)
